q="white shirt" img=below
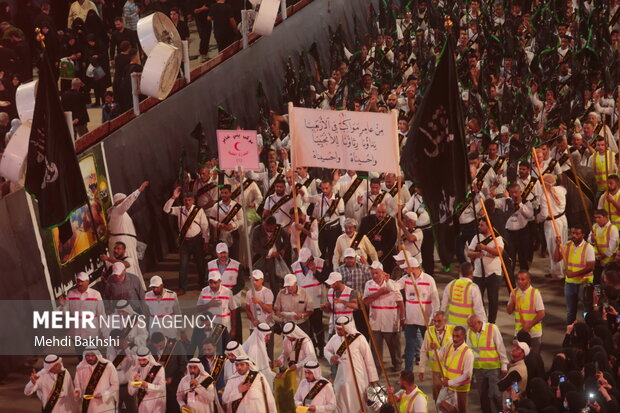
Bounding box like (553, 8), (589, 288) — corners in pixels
(62, 287), (105, 339)
(466, 322), (510, 371)
(404, 193), (431, 228)
(264, 193), (296, 227)
(197, 286), (237, 330)
(208, 200), (242, 246)
(538, 185), (567, 220)
(108, 189), (141, 236)
(292, 259), (325, 309)
(24, 367), (75, 413)
(145, 289), (181, 339)
(401, 226), (423, 264)
(245, 287), (274, 326)
(468, 234), (505, 277)
(397, 272), (439, 326)
(163, 199), (210, 240)
(363, 279), (403, 332)
(222, 371), (277, 413)
(310, 193), (345, 229)
(290, 216), (320, 257)
(494, 198), (533, 231)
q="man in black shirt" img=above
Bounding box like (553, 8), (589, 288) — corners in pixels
(61, 78), (90, 137)
(118, 48), (144, 113)
(193, 0), (213, 61)
(109, 17), (138, 60)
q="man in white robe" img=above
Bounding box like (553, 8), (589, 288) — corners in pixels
(127, 347), (166, 413)
(176, 358), (221, 413)
(107, 181), (149, 286)
(324, 316), (379, 413)
(274, 321), (318, 383)
(242, 323), (276, 388)
(24, 355), (76, 413)
(73, 348), (119, 413)
(223, 341), (250, 381)
(222, 356), (276, 413)
(294, 360), (336, 412)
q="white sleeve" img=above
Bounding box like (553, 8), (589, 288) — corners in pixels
(534, 290), (545, 311)
(163, 198), (178, 215)
(115, 190), (141, 215)
(493, 325), (509, 370)
(471, 285), (488, 322)
(606, 227), (619, 257)
(315, 384), (337, 413)
(293, 382), (305, 406)
(430, 278), (440, 316)
(585, 244), (596, 262)
(145, 368), (166, 394)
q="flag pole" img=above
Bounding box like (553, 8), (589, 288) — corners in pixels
(288, 102), (302, 254)
(532, 147), (566, 264)
(567, 153), (593, 229)
(237, 165), (254, 293)
(343, 331), (367, 413)
(478, 199), (514, 293)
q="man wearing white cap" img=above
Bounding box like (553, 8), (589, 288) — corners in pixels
(60, 272), (105, 355)
(332, 218), (378, 269)
(145, 275), (181, 340)
(24, 355), (76, 412)
(275, 322), (318, 383)
(164, 186), (211, 295)
(73, 347), (119, 413)
(294, 360), (336, 411)
(104, 261), (145, 313)
(242, 323), (276, 387)
(245, 269), (275, 358)
(176, 358), (221, 413)
(337, 247), (371, 338)
(127, 347), (166, 413)
(323, 271), (357, 336)
(208, 242), (246, 341)
(107, 181), (149, 283)
(396, 254), (440, 371)
(274, 274), (314, 334)
(292, 247), (328, 355)
(498, 125), (510, 155)
(324, 316), (378, 413)
(363, 261), (404, 371)
(197, 271), (238, 344)
(397, 211), (424, 266)
(222, 356), (276, 413)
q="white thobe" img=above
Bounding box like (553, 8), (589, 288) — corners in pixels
(73, 362), (119, 413)
(176, 373), (219, 413)
(294, 379), (337, 412)
(127, 364), (166, 413)
(222, 371), (277, 413)
(278, 338), (317, 383)
(24, 368), (76, 413)
(324, 334), (378, 413)
(108, 189), (144, 282)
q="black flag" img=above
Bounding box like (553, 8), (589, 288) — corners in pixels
(25, 48), (88, 231)
(402, 36), (470, 268)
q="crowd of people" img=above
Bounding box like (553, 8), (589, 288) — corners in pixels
(17, 0), (620, 413)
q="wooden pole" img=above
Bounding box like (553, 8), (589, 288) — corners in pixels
(478, 199), (514, 294)
(288, 102), (302, 254)
(355, 291), (399, 410)
(532, 147), (566, 264)
(343, 331), (367, 412)
(567, 153), (593, 230)
(397, 176), (445, 378)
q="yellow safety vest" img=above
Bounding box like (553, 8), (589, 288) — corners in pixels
(443, 343), (471, 392)
(468, 323), (501, 370)
(593, 151), (615, 191)
(592, 223), (616, 265)
(603, 191), (620, 231)
(425, 325), (455, 372)
(565, 241), (594, 284)
(514, 287), (543, 333)
(399, 386), (428, 413)
(446, 279), (474, 326)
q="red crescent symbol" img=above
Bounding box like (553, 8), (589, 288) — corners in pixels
(233, 142), (241, 151)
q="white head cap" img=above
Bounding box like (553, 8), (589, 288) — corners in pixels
(149, 275), (163, 287)
(298, 247), (312, 263)
(113, 193), (127, 204)
(216, 243), (229, 254)
(325, 271), (343, 285)
(75, 272), (89, 282)
(501, 125), (509, 134)
(251, 269), (264, 280)
(111, 262), (125, 275)
(343, 248), (356, 258)
(283, 274), (297, 287)
(404, 211), (418, 221)
(370, 261), (384, 271)
(209, 271), (222, 281)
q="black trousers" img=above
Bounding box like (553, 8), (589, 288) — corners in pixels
(195, 18), (212, 55)
(319, 224), (342, 266)
(179, 235), (206, 291)
(309, 308), (326, 350)
(353, 308), (370, 340)
(507, 226), (530, 271)
(421, 228), (435, 275)
(474, 274), (500, 324)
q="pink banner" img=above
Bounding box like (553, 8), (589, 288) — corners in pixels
(216, 129), (260, 171)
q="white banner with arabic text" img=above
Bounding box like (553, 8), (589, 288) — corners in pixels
(289, 106), (400, 174)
